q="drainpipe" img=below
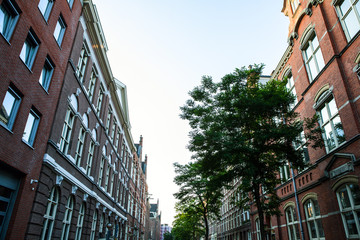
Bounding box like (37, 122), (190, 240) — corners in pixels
(289, 163), (305, 240)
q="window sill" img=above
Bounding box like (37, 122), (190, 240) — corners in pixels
(0, 122), (14, 134)
(39, 82), (50, 94)
(0, 32), (11, 45)
(19, 57), (34, 73)
(21, 139), (34, 149)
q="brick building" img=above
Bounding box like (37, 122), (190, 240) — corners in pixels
(250, 0), (360, 240)
(0, 0), (81, 238)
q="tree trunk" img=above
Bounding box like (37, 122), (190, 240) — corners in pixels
(254, 183), (266, 240)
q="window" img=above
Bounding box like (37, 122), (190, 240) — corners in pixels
(106, 107), (112, 134)
(88, 68), (97, 102)
(285, 206), (300, 240)
(75, 203), (85, 240)
(22, 109), (40, 146)
(39, 57), (54, 91)
(67, 0), (74, 9)
(255, 218), (261, 240)
(53, 15), (66, 46)
(76, 42), (89, 83)
(0, 87), (21, 130)
(90, 211), (97, 240)
(96, 85), (104, 116)
(98, 157), (105, 185)
(284, 70), (298, 108)
(293, 130), (310, 165)
(59, 108), (75, 154)
(302, 31), (325, 82)
(291, 0), (300, 13)
(20, 29), (40, 70)
(110, 171), (115, 196)
(0, 0), (20, 41)
(99, 212), (104, 234)
(335, 0), (360, 41)
(304, 199), (325, 240)
(61, 196), (74, 240)
(41, 187), (59, 240)
(280, 162), (291, 183)
(38, 0), (53, 21)
(317, 94), (345, 152)
(104, 164), (110, 192)
(74, 127), (86, 166)
(111, 118), (117, 142)
(336, 184), (360, 238)
(86, 140), (95, 176)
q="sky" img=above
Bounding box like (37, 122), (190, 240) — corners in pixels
(93, 0), (290, 226)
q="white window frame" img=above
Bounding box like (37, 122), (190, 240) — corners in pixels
(334, 0), (360, 41)
(75, 203), (85, 240)
(90, 210), (97, 240)
(304, 199), (325, 240)
(86, 140), (95, 176)
(106, 107), (112, 134)
(285, 206), (301, 240)
(61, 196), (74, 240)
(284, 69), (298, 109)
(291, 0), (300, 13)
(96, 85), (104, 116)
(74, 127), (86, 167)
(88, 68), (97, 102)
(41, 187), (59, 240)
(76, 42), (89, 83)
(336, 183), (360, 238)
(280, 161), (291, 183)
(59, 108), (75, 154)
(301, 30), (325, 82)
(98, 157), (105, 186)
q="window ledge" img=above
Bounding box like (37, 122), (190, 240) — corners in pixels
(19, 57), (34, 73)
(0, 122), (14, 134)
(21, 139), (34, 149)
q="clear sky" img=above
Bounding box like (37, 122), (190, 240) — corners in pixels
(93, 0), (290, 226)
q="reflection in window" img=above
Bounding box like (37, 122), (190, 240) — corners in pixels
(38, 0), (53, 21)
(20, 30), (40, 69)
(302, 32), (325, 82)
(286, 206), (300, 240)
(39, 57), (54, 91)
(0, 0), (20, 41)
(304, 199), (325, 240)
(335, 0), (360, 41)
(22, 109), (40, 146)
(0, 87), (21, 130)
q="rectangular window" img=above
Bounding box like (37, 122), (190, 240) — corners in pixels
(291, 0), (300, 13)
(111, 118), (117, 142)
(285, 71), (298, 109)
(38, 0), (53, 22)
(53, 15), (66, 46)
(302, 32), (325, 82)
(280, 162), (291, 183)
(0, 87), (21, 130)
(0, 0), (20, 41)
(74, 127), (86, 167)
(67, 0), (74, 9)
(335, 0), (360, 41)
(88, 68), (97, 102)
(86, 141), (95, 176)
(22, 109), (40, 146)
(98, 158), (105, 186)
(106, 107), (112, 134)
(76, 42), (89, 83)
(39, 57), (54, 91)
(20, 29), (40, 70)
(96, 85), (104, 116)
(59, 109), (75, 154)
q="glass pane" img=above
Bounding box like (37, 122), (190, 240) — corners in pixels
(328, 98), (338, 117)
(308, 57), (318, 80)
(314, 200), (321, 216)
(350, 184), (360, 205)
(344, 211), (358, 235)
(340, 0), (352, 15)
(0, 200), (8, 212)
(332, 116), (345, 143)
(0, 186), (12, 198)
(23, 112), (35, 143)
(320, 105), (329, 124)
(53, 21), (61, 41)
(0, 215), (4, 226)
(306, 201), (314, 218)
(343, 9), (360, 39)
(339, 187), (352, 209)
(316, 219), (325, 237)
(0, 6), (6, 34)
(38, 0), (48, 16)
(324, 123), (335, 150)
(309, 220), (317, 238)
(305, 45), (313, 61)
(19, 41), (29, 64)
(315, 48), (325, 71)
(312, 36), (319, 50)
(0, 91), (16, 125)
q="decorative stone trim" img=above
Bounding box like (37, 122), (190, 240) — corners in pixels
(301, 192), (318, 204)
(283, 201), (296, 210)
(331, 175), (359, 191)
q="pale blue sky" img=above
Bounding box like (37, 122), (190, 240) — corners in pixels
(94, 0), (290, 225)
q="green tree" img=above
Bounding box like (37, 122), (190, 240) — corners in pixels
(172, 202), (204, 240)
(163, 231), (173, 240)
(180, 64), (321, 240)
(173, 162), (224, 240)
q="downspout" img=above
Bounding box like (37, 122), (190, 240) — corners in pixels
(289, 163), (305, 240)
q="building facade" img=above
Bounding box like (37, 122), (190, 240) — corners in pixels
(0, 0), (82, 238)
(0, 0), (149, 239)
(250, 0), (360, 240)
(149, 200), (161, 240)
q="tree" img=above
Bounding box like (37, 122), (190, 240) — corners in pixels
(173, 162), (224, 240)
(172, 201), (204, 240)
(163, 232), (173, 240)
(180, 64), (321, 240)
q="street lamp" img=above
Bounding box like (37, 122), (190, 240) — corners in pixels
(106, 223), (113, 240)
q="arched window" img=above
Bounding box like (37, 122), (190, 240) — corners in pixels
(75, 203), (85, 240)
(283, 68), (298, 109)
(86, 140), (95, 176)
(69, 94), (78, 112)
(82, 113), (89, 128)
(61, 196), (74, 240)
(74, 127), (86, 167)
(300, 27), (325, 82)
(336, 183), (360, 238)
(90, 210), (97, 240)
(304, 199), (325, 239)
(59, 108), (75, 154)
(315, 91), (345, 152)
(88, 67), (98, 102)
(41, 187), (59, 240)
(285, 206), (300, 240)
